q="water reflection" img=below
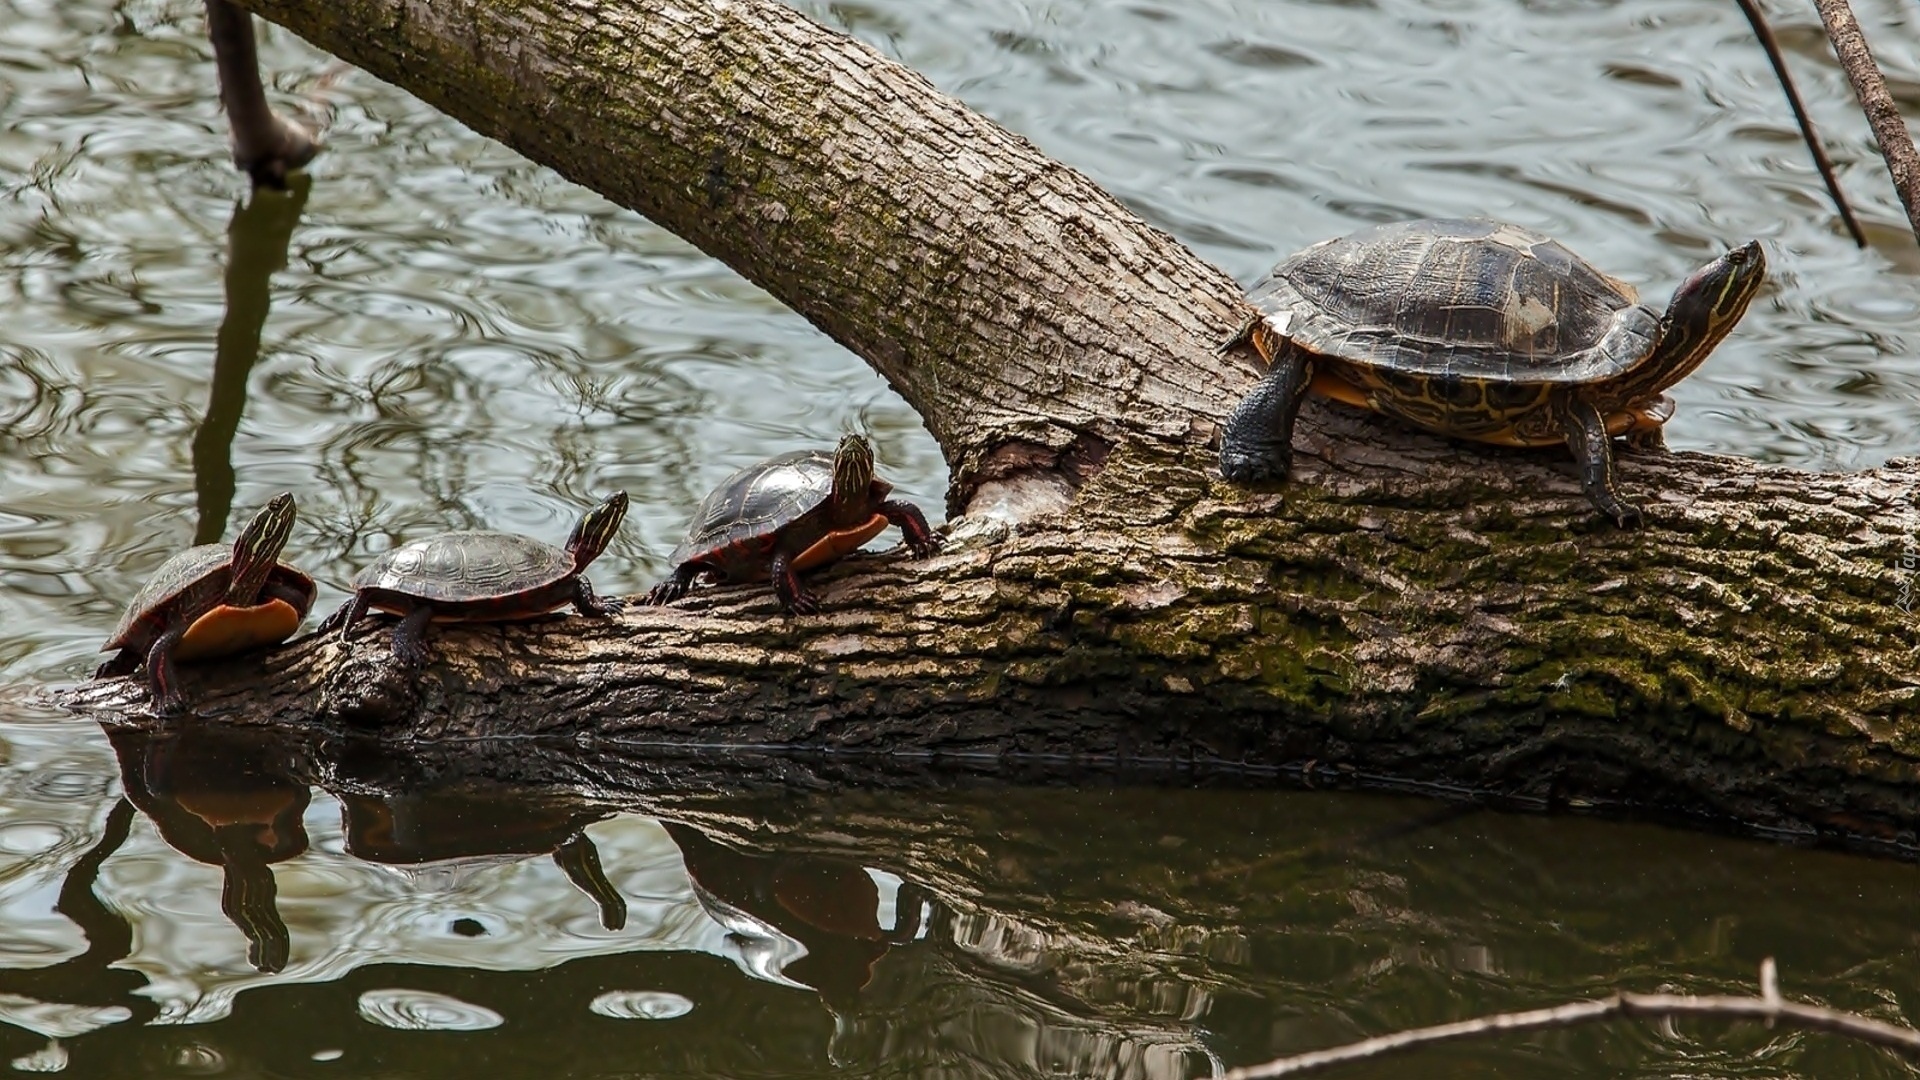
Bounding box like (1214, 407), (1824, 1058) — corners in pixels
(0, 798), (151, 1028)
(105, 725), (308, 973)
(665, 820), (929, 1008)
(191, 177), (312, 545)
(11, 721), (1231, 1076)
(3, 0), (1918, 1073)
(339, 785), (628, 933)
(0, 711), (1914, 1076)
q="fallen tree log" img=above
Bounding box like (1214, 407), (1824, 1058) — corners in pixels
(62, 0), (1920, 842)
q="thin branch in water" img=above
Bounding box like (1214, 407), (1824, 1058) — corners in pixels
(1733, 0), (1867, 247)
(1812, 0), (1920, 247)
(1222, 959), (1920, 1079)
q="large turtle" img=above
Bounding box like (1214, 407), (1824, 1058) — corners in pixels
(96, 492), (316, 716)
(319, 492), (628, 667)
(1216, 218), (1767, 527)
(644, 434), (941, 614)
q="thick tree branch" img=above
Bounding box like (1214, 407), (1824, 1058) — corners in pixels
(221, 0), (1245, 500)
(61, 434), (1920, 843)
(57, 0), (1920, 843)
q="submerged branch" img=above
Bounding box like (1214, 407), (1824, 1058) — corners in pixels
(1224, 960), (1920, 1079)
(1813, 0), (1920, 245)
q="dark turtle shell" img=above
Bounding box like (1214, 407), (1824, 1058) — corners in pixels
(1254, 218), (1660, 385)
(669, 449), (853, 568)
(354, 531), (576, 606)
(104, 543), (314, 650)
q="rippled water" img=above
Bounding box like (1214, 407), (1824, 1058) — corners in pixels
(1, 0), (1918, 1075)
(4, 720), (1920, 1079)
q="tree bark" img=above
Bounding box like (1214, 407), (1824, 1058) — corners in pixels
(62, 0), (1920, 842)
(1812, 0), (1920, 246)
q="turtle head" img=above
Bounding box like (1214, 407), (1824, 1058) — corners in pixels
(566, 491), (629, 570)
(1636, 240), (1766, 396)
(830, 434), (877, 509)
(226, 492), (297, 605)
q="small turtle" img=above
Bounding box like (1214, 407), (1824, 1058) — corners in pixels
(319, 492), (628, 666)
(644, 434), (941, 614)
(1216, 218), (1766, 527)
(96, 492), (316, 716)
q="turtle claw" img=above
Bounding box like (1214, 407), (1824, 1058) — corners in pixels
(153, 688), (191, 719)
(769, 552), (819, 615)
(643, 565), (703, 607)
(392, 636), (431, 669)
(878, 499), (942, 560)
(573, 579), (624, 617)
(389, 606), (434, 668)
(1219, 448), (1291, 485)
(315, 603), (347, 637)
(906, 531), (943, 560)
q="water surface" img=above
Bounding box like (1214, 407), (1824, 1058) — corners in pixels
(1, 0), (1917, 1075)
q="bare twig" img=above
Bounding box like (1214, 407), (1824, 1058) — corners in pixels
(1222, 959), (1920, 1079)
(1733, 0), (1867, 246)
(1812, 0), (1920, 246)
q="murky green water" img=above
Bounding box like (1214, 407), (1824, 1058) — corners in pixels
(2, 0), (1919, 1075)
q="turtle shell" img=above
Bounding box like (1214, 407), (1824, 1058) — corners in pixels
(355, 531), (575, 604)
(668, 449), (839, 568)
(104, 544), (313, 650)
(1254, 218), (1660, 385)
(104, 545), (233, 649)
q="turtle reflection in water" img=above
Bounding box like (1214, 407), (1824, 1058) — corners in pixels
(105, 724), (311, 974)
(1217, 218), (1767, 527)
(321, 492), (628, 666)
(664, 821), (932, 1009)
(341, 788), (628, 933)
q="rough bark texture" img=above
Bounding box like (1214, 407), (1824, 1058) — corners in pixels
(61, 0), (1920, 843)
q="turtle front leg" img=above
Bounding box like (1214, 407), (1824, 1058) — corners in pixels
(643, 564), (703, 606)
(143, 623), (192, 717)
(1558, 398), (1643, 529)
(1219, 342), (1313, 484)
(95, 648), (141, 680)
(317, 593), (369, 640)
(206, 0), (319, 189)
(572, 577), (626, 616)
(769, 547), (820, 615)
(877, 500), (942, 559)
(389, 604), (435, 668)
